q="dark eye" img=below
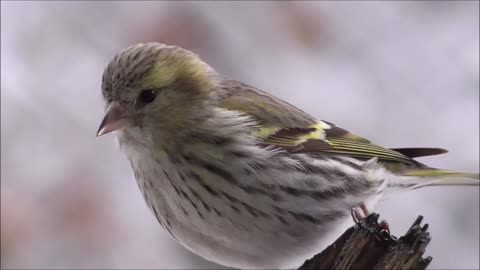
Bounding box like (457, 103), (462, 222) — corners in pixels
(138, 89), (157, 104)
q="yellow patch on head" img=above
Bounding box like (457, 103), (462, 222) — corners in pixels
(142, 49), (212, 94)
(142, 59), (178, 88)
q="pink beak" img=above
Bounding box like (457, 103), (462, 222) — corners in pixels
(96, 102), (133, 137)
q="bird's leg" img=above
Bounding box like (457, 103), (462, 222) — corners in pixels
(360, 202), (369, 217)
(351, 202), (369, 224)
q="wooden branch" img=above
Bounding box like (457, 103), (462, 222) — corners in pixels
(298, 213), (432, 270)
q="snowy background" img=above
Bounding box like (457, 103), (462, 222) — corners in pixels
(2, 1), (479, 269)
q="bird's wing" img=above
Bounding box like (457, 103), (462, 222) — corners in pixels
(219, 80), (446, 167)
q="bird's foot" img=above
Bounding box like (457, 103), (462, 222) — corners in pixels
(350, 208), (363, 223)
(351, 202), (370, 223)
(351, 203), (391, 234)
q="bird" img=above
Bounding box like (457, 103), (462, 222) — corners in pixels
(97, 42), (479, 269)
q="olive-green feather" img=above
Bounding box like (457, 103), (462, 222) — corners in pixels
(220, 89), (416, 166)
(218, 80), (463, 172)
(219, 80), (315, 128)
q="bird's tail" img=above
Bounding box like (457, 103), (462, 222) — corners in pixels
(388, 168), (479, 190)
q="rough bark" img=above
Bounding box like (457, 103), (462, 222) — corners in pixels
(298, 213), (432, 270)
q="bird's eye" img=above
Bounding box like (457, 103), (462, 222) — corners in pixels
(138, 89), (157, 104)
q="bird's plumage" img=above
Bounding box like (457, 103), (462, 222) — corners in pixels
(98, 42), (479, 269)
(217, 80), (471, 178)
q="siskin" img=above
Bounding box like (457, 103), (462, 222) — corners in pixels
(97, 42), (479, 269)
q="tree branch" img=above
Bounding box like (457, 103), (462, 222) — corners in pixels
(298, 213), (432, 270)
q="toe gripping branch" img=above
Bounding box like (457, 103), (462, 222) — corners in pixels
(298, 214), (432, 270)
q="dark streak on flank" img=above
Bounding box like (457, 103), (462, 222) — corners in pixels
(179, 189), (204, 219)
(197, 209), (205, 220)
(189, 133), (234, 148)
(152, 204), (161, 223)
(267, 158), (371, 200)
(273, 206), (288, 214)
(183, 154), (284, 202)
(179, 187), (206, 220)
(278, 185), (353, 201)
(221, 191), (239, 203)
(230, 150), (250, 159)
(230, 204), (241, 213)
(323, 210), (348, 220)
(200, 181), (219, 196)
(276, 214), (290, 225)
(180, 190), (195, 209)
(183, 155), (238, 185)
(241, 202), (270, 218)
(189, 172), (219, 197)
(240, 185), (283, 202)
(165, 216), (172, 227)
(221, 191), (270, 218)
(179, 204), (189, 216)
(172, 184), (181, 196)
(262, 184), (352, 201)
(188, 185), (201, 200)
(213, 207), (223, 217)
(211, 135), (235, 147)
(288, 210), (345, 225)
(186, 186), (211, 213)
(288, 211), (321, 224)
(201, 200), (211, 212)
(147, 179), (153, 189)
(170, 155), (180, 165)
(243, 168), (254, 176)
(244, 204), (258, 217)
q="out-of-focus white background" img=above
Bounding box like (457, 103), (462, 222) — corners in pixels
(1, 1), (479, 269)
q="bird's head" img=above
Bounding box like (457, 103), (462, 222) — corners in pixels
(97, 42), (216, 137)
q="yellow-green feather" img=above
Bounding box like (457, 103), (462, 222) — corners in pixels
(142, 46), (212, 94)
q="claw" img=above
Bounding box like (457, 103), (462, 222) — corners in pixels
(379, 219), (390, 234)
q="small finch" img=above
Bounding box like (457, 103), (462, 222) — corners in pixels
(97, 42), (479, 269)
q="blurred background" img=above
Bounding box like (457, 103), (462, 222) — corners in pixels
(1, 1), (479, 269)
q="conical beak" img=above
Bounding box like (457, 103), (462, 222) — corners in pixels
(96, 102), (133, 137)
